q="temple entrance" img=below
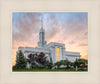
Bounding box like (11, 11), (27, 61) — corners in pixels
(56, 47), (60, 61)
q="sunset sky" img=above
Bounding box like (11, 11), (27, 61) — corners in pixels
(12, 12), (88, 66)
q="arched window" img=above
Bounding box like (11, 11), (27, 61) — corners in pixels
(56, 47), (60, 61)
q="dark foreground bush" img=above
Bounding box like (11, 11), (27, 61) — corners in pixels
(46, 62), (53, 69)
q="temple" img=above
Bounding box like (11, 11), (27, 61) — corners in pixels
(16, 16), (81, 67)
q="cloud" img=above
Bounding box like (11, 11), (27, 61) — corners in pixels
(12, 13), (41, 43)
(68, 40), (76, 44)
(78, 43), (88, 47)
(81, 54), (88, 59)
(44, 15), (62, 41)
(13, 12), (88, 45)
(44, 13), (88, 44)
(84, 31), (88, 36)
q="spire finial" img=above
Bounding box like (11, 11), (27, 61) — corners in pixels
(41, 15), (43, 28)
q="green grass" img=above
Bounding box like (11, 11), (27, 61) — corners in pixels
(13, 68), (88, 72)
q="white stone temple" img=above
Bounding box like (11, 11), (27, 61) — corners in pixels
(17, 16), (81, 65)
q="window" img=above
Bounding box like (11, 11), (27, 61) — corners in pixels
(56, 47), (60, 61)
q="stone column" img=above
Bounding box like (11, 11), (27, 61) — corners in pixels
(50, 46), (55, 63)
(60, 47), (62, 60)
(55, 46), (57, 63)
(62, 47), (66, 60)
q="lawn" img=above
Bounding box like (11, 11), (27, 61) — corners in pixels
(13, 68), (88, 72)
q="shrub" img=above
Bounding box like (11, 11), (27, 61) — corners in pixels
(37, 65), (45, 69)
(54, 61), (61, 68)
(30, 65), (45, 69)
(54, 60), (72, 69)
(46, 62), (53, 69)
(30, 65), (38, 69)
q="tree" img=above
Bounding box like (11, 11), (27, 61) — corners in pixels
(27, 52), (47, 66)
(73, 58), (88, 71)
(78, 59), (88, 69)
(27, 53), (37, 65)
(15, 50), (27, 69)
(74, 59), (79, 71)
(36, 52), (47, 65)
(46, 62), (53, 69)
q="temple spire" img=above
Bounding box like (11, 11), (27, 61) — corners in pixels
(38, 15), (47, 47)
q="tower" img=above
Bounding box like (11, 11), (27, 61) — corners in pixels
(38, 16), (47, 47)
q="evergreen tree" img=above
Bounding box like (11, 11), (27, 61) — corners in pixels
(15, 50), (27, 69)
